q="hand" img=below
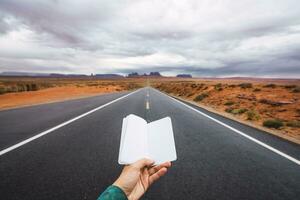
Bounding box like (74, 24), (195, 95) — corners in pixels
(113, 159), (171, 200)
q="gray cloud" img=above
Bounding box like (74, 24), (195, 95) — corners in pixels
(0, 0), (300, 77)
(0, 17), (9, 34)
(0, 57), (72, 72)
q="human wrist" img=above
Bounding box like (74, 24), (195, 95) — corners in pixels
(127, 194), (139, 200)
(113, 180), (128, 196)
(98, 185), (128, 200)
(113, 181), (139, 200)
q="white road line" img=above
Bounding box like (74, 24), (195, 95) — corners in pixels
(0, 89), (141, 156)
(146, 101), (150, 110)
(153, 88), (300, 166)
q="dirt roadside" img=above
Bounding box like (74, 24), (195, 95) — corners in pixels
(0, 85), (124, 110)
(167, 92), (300, 145)
(0, 77), (146, 110)
(152, 78), (300, 144)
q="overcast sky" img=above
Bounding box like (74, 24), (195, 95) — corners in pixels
(0, 0), (300, 77)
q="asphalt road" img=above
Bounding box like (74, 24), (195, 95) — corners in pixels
(0, 87), (299, 200)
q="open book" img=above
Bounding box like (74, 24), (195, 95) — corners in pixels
(118, 114), (177, 165)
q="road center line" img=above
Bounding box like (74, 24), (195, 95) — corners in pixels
(0, 89), (141, 157)
(153, 88), (300, 166)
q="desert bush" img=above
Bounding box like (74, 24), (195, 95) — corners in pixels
(214, 83), (223, 91)
(198, 83), (205, 89)
(286, 121), (300, 128)
(16, 84), (26, 92)
(253, 88), (261, 92)
(215, 83), (222, 87)
(297, 109), (300, 115)
(31, 83), (38, 91)
(292, 86), (300, 93)
(191, 84), (197, 88)
(193, 92), (209, 102)
(0, 87), (6, 94)
(231, 108), (248, 115)
(263, 119), (283, 129)
(284, 85), (296, 89)
(87, 83), (99, 86)
(246, 110), (260, 120)
(24, 83), (39, 91)
(263, 84), (276, 88)
(239, 83), (252, 89)
(11, 86), (18, 92)
(225, 107), (233, 113)
(225, 107), (247, 114)
(25, 84), (31, 91)
(224, 101), (235, 106)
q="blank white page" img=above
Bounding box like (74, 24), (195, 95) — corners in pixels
(118, 116), (128, 163)
(118, 114), (148, 164)
(147, 117), (177, 164)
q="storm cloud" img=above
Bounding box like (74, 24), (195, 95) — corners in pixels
(0, 0), (300, 77)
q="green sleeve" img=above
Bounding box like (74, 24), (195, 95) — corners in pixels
(97, 185), (128, 200)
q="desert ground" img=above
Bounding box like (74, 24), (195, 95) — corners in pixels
(151, 78), (300, 144)
(0, 77), (145, 110)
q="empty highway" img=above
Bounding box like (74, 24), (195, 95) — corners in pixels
(0, 87), (299, 200)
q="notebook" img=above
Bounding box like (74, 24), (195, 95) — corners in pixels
(118, 114), (177, 165)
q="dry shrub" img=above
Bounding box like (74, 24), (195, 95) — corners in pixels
(194, 92), (209, 102)
(263, 84), (276, 88)
(246, 110), (260, 121)
(286, 121), (300, 128)
(239, 83), (252, 89)
(224, 101), (235, 106)
(263, 119), (283, 129)
(284, 85), (296, 89)
(214, 83), (223, 91)
(292, 86), (300, 93)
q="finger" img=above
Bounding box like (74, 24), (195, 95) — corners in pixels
(140, 168), (149, 190)
(159, 161), (171, 168)
(132, 158), (154, 169)
(148, 162), (171, 175)
(149, 167), (168, 185)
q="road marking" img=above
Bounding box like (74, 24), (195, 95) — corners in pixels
(146, 101), (150, 110)
(0, 89), (141, 156)
(153, 88), (300, 166)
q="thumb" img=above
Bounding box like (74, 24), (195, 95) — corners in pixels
(133, 158), (154, 169)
